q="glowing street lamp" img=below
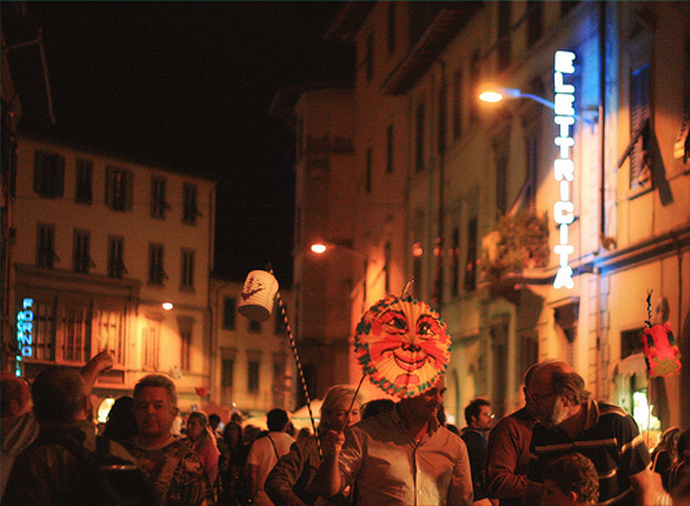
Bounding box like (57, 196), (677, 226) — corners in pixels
(478, 83), (556, 110)
(309, 241), (376, 263)
(162, 302), (174, 311)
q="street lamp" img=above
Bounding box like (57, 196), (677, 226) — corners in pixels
(309, 241), (377, 263)
(478, 83), (556, 110)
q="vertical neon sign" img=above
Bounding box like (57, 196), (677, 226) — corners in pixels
(15, 298), (34, 376)
(553, 50), (576, 290)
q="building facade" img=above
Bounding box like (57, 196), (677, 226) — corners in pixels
(209, 276), (296, 417)
(295, 1), (690, 432)
(7, 131), (217, 415)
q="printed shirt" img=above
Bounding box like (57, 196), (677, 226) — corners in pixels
(528, 399), (651, 506)
(338, 407), (473, 506)
(123, 437), (212, 506)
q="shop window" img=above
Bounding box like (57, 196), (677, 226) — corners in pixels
(148, 244), (166, 286)
(105, 167), (133, 212)
(107, 236), (127, 279)
(23, 298), (56, 361)
(223, 297), (236, 330)
(73, 230), (93, 274)
(34, 150), (64, 198)
(180, 248), (195, 290)
(182, 183), (199, 224)
(60, 304), (90, 363)
(96, 308), (125, 366)
(150, 176), (169, 219)
(37, 223), (57, 269)
(75, 158), (92, 204)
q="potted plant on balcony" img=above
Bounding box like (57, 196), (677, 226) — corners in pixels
(481, 211), (550, 283)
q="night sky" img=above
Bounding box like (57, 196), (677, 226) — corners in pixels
(14, 2), (353, 286)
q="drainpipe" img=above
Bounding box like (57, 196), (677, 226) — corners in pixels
(595, 1), (607, 399)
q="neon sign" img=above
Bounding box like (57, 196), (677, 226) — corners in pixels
(553, 50), (576, 290)
(15, 298), (34, 376)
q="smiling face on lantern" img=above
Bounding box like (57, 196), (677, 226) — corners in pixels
(355, 296), (451, 398)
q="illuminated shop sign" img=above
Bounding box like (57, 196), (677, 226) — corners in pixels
(553, 50), (576, 290)
(15, 298), (34, 376)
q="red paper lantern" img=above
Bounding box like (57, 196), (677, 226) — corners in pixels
(642, 322), (682, 378)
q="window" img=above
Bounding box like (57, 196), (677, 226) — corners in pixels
(453, 69), (463, 140)
(73, 230), (92, 274)
(222, 358), (234, 388)
(451, 227), (460, 297)
(274, 302), (283, 335)
(96, 307), (125, 366)
(438, 78), (447, 156)
(28, 298), (56, 361)
(464, 217), (478, 291)
(272, 354), (287, 406)
(496, 154), (508, 216)
(365, 33), (374, 81)
(387, 2), (396, 53)
(527, 1), (543, 47)
(179, 318), (193, 371)
(386, 124), (394, 173)
(182, 183), (199, 224)
(366, 147), (373, 193)
(498, 2), (512, 70)
(108, 236), (127, 279)
(180, 249), (195, 290)
(248, 360), (260, 394)
(416, 102), (426, 172)
(33, 150), (64, 198)
(470, 52), (481, 122)
(75, 159), (93, 204)
(150, 176), (168, 219)
(223, 297), (236, 330)
(105, 167), (133, 212)
(60, 304), (90, 363)
(37, 223), (57, 268)
(142, 322), (160, 371)
(249, 319), (261, 333)
(148, 244), (166, 285)
(630, 63), (651, 190)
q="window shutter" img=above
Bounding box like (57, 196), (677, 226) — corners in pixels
(105, 167), (113, 208)
(125, 170), (134, 211)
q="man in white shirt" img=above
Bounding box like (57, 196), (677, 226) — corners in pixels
(247, 408), (295, 505)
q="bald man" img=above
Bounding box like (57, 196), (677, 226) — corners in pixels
(1, 373), (39, 497)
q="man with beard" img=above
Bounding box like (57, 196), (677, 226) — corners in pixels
(319, 375), (473, 506)
(526, 361), (665, 506)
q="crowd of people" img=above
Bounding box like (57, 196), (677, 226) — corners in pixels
(2, 354), (690, 505)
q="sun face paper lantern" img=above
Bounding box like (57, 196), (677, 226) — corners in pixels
(642, 322), (682, 378)
(354, 295), (451, 398)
